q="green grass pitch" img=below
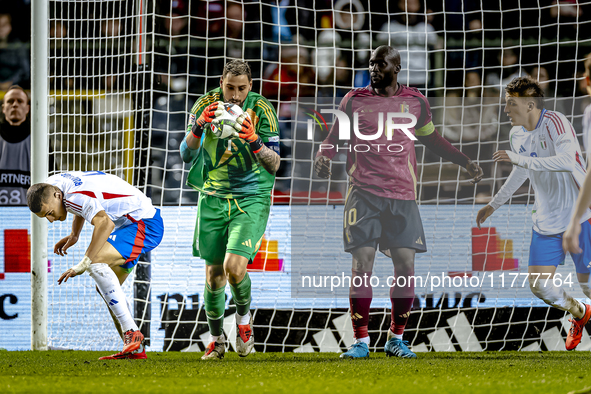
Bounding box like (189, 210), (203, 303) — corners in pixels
(1, 350), (590, 394)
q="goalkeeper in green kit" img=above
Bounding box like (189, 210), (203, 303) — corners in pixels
(180, 59), (280, 360)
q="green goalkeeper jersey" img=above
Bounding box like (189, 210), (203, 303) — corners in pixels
(185, 88), (280, 199)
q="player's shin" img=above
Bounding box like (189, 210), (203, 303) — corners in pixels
(204, 282), (226, 337)
(230, 272), (251, 323)
(530, 279), (585, 318)
(349, 269), (372, 344)
(96, 286), (124, 340)
(88, 263), (138, 332)
(389, 277), (415, 337)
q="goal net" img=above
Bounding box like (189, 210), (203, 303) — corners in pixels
(38, 0), (591, 353)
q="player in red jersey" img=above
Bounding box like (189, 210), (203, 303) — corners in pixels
(315, 46), (483, 359)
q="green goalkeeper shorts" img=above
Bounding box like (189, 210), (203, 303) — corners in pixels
(193, 193), (271, 265)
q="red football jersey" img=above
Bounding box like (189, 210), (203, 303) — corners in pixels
(318, 84), (435, 200)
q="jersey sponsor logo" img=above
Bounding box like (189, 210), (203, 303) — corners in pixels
(519, 145), (526, 154)
(108, 299), (119, 306)
(416, 237), (423, 245)
(530, 152), (537, 157)
(242, 239), (252, 248)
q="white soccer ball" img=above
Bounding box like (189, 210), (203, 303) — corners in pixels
(210, 103), (248, 139)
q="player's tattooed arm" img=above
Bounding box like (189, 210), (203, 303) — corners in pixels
(255, 145), (281, 175)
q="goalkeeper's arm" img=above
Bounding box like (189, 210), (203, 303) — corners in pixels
(235, 115), (280, 175)
(180, 101), (221, 163)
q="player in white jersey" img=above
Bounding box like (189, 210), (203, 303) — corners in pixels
(476, 76), (591, 351)
(27, 171), (164, 360)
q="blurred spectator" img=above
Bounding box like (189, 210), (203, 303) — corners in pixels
(312, 29), (351, 97)
(194, 0), (224, 38)
(263, 45), (314, 192)
(49, 20), (74, 90)
(433, 0), (482, 87)
(263, 45), (314, 117)
(441, 71), (499, 181)
(155, 1), (190, 94)
(485, 48), (522, 94)
(376, 0), (437, 89)
(530, 66), (568, 114)
(353, 32), (371, 88)
(263, 0), (293, 62)
(442, 72), (498, 145)
(225, 2), (261, 60)
(0, 86), (30, 206)
(226, 1), (244, 40)
(186, 1), (262, 94)
(544, 0), (582, 39)
(101, 19), (122, 37)
(50, 20), (67, 39)
(0, 13), (30, 90)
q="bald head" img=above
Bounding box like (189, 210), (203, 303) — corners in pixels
(373, 46), (401, 65)
(369, 46), (401, 91)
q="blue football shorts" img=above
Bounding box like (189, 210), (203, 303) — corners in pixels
(107, 208), (164, 271)
(529, 220), (591, 274)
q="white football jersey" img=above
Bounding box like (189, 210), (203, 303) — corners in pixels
(490, 109), (591, 235)
(47, 171), (156, 230)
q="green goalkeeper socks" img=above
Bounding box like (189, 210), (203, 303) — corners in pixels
(204, 282), (226, 336)
(230, 272), (252, 316)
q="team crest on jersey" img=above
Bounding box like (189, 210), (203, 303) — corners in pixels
(400, 101), (410, 113)
(539, 133), (547, 150)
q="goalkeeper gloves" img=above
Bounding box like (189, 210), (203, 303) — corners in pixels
(192, 101), (222, 138)
(234, 115), (264, 154)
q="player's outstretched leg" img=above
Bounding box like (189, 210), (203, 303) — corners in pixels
(230, 272), (254, 357)
(566, 303), (591, 350)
